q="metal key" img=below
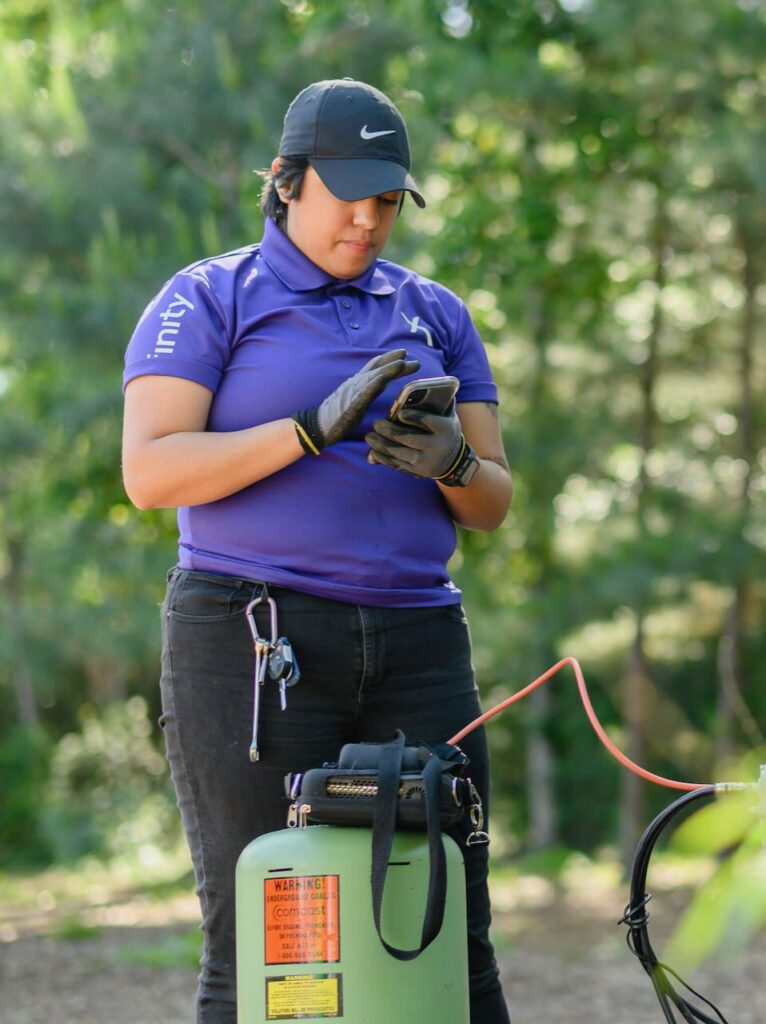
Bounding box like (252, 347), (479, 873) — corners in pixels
(245, 596), (279, 761)
(267, 637), (301, 710)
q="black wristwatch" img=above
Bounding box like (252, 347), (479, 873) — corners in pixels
(437, 439), (480, 487)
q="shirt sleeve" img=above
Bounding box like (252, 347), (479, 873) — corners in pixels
(123, 270), (231, 393)
(444, 299), (499, 405)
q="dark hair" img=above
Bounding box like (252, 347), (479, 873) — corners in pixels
(259, 156), (309, 227)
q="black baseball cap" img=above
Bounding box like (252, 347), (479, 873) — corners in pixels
(279, 78), (426, 208)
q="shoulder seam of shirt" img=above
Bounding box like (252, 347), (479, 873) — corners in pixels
(174, 246), (262, 345)
(377, 259), (463, 296)
(176, 243), (261, 276)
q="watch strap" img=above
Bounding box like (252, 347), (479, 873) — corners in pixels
(435, 437), (480, 487)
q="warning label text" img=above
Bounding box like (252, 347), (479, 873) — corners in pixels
(265, 973), (342, 1020)
(264, 874), (340, 965)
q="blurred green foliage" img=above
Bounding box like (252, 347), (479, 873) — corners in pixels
(44, 697), (178, 862)
(0, 698), (178, 866)
(665, 752), (766, 970)
(0, 725), (53, 865)
(0, 0), (764, 885)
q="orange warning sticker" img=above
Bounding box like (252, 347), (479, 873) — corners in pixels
(264, 874), (340, 965)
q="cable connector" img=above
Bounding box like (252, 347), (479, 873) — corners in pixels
(713, 781), (754, 793)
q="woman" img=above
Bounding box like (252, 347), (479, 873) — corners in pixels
(122, 78), (512, 1024)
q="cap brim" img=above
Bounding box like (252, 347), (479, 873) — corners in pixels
(309, 157), (426, 208)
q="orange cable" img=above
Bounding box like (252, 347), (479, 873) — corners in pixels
(448, 656), (707, 792)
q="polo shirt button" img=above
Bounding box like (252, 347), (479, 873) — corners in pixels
(350, 322), (360, 329)
(341, 300), (352, 309)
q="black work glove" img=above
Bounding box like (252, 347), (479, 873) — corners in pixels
(293, 349), (420, 454)
(365, 406), (464, 479)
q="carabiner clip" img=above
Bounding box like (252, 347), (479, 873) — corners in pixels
(245, 593), (279, 764)
(245, 594), (278, 649)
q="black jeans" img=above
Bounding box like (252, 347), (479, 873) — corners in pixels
(160, 568), (510, 1024)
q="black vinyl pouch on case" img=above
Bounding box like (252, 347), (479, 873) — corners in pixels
(285, 730), (472, 960)
(285, 729), (471, 830)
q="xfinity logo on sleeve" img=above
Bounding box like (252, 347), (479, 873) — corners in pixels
(152, 292), (195, 357)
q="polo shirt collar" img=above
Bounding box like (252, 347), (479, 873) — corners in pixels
(260, 218), (395, 296)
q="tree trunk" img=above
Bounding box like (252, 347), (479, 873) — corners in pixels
(526, 683), (558, 849)
(85, 657), (129, 707)
(619, 618), (648, 868)
(618, 191), (666, 869)
(6, 536), (38, 726)
(522, 196), (559, 850)
(715, 220), (763, 760)
(714, 589), (763, 759)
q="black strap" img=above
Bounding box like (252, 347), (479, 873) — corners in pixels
(370, 730), (448, 960)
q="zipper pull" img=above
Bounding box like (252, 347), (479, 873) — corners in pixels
(298, 803), (312, 829)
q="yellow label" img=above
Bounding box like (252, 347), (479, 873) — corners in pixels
(265, 974), (342, 1020)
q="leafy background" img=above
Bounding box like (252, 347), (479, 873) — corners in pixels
(1, 0), (764, 908)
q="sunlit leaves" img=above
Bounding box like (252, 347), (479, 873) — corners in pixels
(664, 763), (766, 971)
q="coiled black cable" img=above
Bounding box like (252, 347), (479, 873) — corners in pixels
(620, 785), (730, 1024)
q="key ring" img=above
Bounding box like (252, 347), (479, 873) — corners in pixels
(466, 780), (490, 846)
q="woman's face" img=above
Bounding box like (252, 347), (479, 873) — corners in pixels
(275, 162), (402, 280)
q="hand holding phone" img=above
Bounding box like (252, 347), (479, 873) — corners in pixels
(366, 375), (466, 480)
(388, 376), (459, 423)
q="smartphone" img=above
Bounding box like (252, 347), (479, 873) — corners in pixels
(388, 376), (460, 422)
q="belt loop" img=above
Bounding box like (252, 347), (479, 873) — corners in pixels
(249, 580), (269, 603)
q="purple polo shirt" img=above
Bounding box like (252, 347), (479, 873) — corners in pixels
(124, 218), (498, 606)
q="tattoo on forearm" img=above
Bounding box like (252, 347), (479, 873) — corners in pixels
(472, 404), (508, 469)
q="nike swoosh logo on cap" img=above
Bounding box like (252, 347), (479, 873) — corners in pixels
(360, 125), (396, 140)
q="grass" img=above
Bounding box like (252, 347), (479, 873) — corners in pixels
(117, 926), (202, 970)
(1, 838), (732, 978)
(50, 916), (104, 941)
(0, 840), (194, 914)
(0, 839), (197, 948)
